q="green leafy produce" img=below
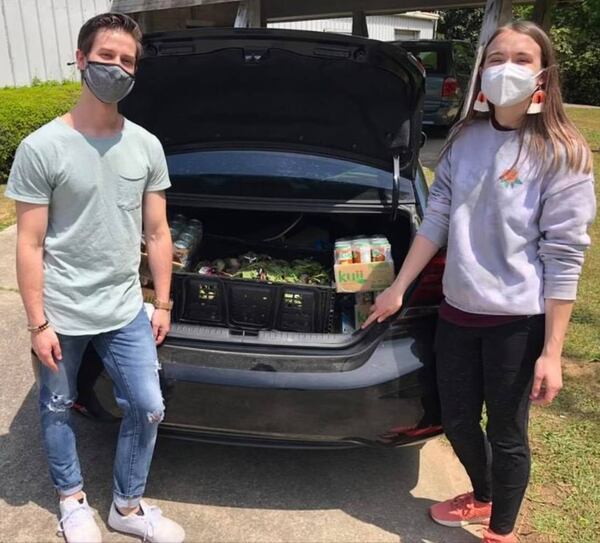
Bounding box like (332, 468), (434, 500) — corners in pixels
(198, 252), (331, 285)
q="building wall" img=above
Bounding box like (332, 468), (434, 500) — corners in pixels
(268, 14), (436, 41)
(0, 1), (436, 87)
(0, 0), (112, 87)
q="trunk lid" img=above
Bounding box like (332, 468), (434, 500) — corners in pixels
(120, 28), (425, 180)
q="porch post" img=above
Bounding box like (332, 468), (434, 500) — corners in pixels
(532, 0), (556, 30)
(234, 0), (263, 28)
(460, 0), (513, 119)
(352, 10), (369, 37)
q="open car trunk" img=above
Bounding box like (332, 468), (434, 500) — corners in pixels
(148, 206), (415, 346)
(121, 28), (425, 347)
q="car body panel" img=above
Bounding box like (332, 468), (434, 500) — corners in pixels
(90, 318), (441, 448)
(393, 39), (474, 127)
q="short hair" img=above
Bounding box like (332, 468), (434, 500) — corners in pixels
(77, 12), (143, 64)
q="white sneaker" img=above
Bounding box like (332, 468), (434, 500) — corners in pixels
(58, 493), (102, 543)
(108, 500), (185, 543)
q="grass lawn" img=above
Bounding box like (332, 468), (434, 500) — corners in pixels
(424, 108), (600, 543)
(521, 108), (600, 543)
(559, 108), (600, 362)
(0, 184), (15, 231)
(522, 362), (600, 543)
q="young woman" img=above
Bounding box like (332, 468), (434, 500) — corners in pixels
(362, 21), (596, 543)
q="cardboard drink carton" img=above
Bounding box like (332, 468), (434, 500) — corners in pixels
(354, 303), (373, 328)
(334, 261), (395, 293)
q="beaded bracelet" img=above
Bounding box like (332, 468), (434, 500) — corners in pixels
(28, 320), (50, 334)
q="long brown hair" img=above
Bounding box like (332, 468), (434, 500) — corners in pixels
(440, 21), (592, 175)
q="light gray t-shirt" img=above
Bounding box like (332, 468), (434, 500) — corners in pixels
(418, 119), (596, 315)
(6, 117), (171, 335)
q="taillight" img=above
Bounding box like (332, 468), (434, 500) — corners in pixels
(441, 77), (459, 98)
(379, 424), (444, 444)
(386, 425), (443, 438)
(405, 250), (446, 308)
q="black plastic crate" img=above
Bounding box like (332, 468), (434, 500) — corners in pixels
(173, 273), (336, 333)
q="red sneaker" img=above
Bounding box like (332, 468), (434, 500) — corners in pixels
(429, 492), (492, 527)
(482, 528), (518, 543)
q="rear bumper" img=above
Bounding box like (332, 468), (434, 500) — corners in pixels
(155, 318), (441, 448)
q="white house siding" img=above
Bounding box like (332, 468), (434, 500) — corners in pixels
(268, 13), (436, 41)
(0, 1), (436, 87)
(0, 0), (112, 87)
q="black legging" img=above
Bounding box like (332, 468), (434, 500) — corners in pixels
(435, 315), (545, 535)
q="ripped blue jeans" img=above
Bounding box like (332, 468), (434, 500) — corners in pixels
(37, 306), (164, 509)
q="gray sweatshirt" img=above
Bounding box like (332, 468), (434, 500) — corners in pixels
(418, 120), (596, 315)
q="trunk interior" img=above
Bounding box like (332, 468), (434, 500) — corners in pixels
(122, 29), (426, 344)
(163, 206), (414, 338)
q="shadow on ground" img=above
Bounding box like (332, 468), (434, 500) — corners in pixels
(0, 385), (479, 543)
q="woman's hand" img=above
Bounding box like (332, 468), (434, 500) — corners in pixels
(361, 285), (404, 329)
(530, 353), (563, 406)
(32, 327), (62, 373)
(359, 235), (440, 330)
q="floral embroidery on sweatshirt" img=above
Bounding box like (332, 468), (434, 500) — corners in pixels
(499, 168), (523, 188)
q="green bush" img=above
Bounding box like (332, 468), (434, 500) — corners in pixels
(550, 3), (600, 107)
(437, 4), (600, 106)
(0, 82), (80, 182)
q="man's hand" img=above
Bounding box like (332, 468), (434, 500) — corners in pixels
(530, 353), (563, 406)
(151, 309), (171, 345)
(32, 327), (62, 373)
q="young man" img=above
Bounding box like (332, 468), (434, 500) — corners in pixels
(6, 13), (185, 543)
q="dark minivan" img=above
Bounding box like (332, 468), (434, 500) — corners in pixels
(393, 39), (474, 128)
(77, 28), (445, 449)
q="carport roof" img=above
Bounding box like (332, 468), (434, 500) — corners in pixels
(111, 0), (508, 21)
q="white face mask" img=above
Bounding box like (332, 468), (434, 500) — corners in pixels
(481, 62), (543, 107)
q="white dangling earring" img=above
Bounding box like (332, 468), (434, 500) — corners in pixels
(473, 90), (489, 112)
(527, 90), (546, 114)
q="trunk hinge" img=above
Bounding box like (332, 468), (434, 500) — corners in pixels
(391, 154), (400, 222)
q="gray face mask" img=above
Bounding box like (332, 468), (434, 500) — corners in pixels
(83, 61), (135, 104)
